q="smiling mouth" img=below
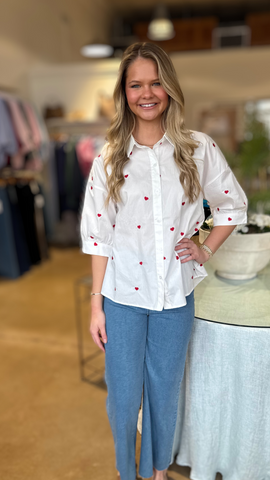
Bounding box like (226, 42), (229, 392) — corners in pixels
(139, 103), (157, 108)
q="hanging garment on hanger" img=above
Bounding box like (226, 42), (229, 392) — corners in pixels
(0, 186), (21, 278)
(76, 137), (95, 178)
(5, 98), (34, 155)
(15, 182), (41, 265)
(22, 103), (42, 149)
(0, 99), (19, 168)
(6, 184), (31, 275)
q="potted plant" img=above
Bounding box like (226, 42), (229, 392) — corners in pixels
(199, 214), (270, 280)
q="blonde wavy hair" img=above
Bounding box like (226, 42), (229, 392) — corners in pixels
(104, 42), (202, 205)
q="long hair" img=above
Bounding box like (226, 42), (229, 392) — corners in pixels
(104, 42), (202, 206)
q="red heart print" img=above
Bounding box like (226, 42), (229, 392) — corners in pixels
(195, 228), (198, 232)
(139, 262), (143, 265)
(144, 196), (149, 201)
(137, 225), (141, 229)
(112, 256), (114, 260)
(92, 177), (93, 181)
(217, 208), (220, 211)
(176, 255), (179, 260)
(182, 202), (185, 206)
(125, 174), (129, 178)
(135, 287), (139, 290)
(114, 288), (116, 291)
(164, 257), (166, 260)
(244, 202), (246, 205)
(90, 236), (94, 239)
(228, 217), (232, 221)
(130, 152), (132, 155)
(213, 143), (216, 147)
(200, 264), (203, 266)
(224, 190), (229, 194)
(98, 154), (101, 157)
(196, 221), (199, 224)
(91, 186), (93, 190)
(170, 227), (175, 231)
(94, 242), (98, 246)
(181, 232), (184, 236)
(113, 224), (115, 228)
(97, 213), (101, 217)
(160, 142), (162, 145)
(192, 276), (194, 279)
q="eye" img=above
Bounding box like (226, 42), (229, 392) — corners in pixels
(153, 82), (161, 86)
(130, 84), (140, 88)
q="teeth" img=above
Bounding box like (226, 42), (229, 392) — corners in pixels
(140, 103), (156, 107)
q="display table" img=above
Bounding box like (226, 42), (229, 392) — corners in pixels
(171, 262), (270, 480)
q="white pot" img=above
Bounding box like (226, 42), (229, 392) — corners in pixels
(199, 228), (270, 280)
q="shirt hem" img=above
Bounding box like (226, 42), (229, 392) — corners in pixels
(101, 289), (195, 311)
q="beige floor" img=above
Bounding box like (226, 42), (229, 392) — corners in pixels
(0, 247), (204, 480)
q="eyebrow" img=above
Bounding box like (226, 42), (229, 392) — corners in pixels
(127, 78), (160, 85)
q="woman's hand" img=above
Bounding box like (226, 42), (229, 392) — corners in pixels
(90, 303), (107, 353)
(175, 238), (210, 264)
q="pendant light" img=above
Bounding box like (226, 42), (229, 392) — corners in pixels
(148, 4), (175, 41)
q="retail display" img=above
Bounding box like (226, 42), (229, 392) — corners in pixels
(172, 261), (270, 480)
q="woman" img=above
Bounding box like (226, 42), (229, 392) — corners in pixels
(80, 42), (247, 480)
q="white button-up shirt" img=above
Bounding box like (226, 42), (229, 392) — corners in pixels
(80, 131), (248, 310)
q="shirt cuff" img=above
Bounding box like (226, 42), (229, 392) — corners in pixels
(212, 210), (248, 227)
(82, 240), (112, 257)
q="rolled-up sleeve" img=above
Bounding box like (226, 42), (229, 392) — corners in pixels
(202, 135), (248, 227)
(80, 155), (116, 257)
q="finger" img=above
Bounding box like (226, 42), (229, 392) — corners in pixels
(181, 255), (193, 263)
(99, 326), (107, 344)
(91, 331), (105, 352)
(93, 334), (105, 352)
(178, 248), (192, 257)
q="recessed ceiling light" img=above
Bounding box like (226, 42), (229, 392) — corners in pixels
(80, 43), (114, 58)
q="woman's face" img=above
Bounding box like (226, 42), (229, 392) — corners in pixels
(125, 57), (169, 125)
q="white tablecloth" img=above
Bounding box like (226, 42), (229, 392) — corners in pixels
(171, 263), (270, 480)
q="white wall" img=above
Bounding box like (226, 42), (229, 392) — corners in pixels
(28, 46), (270, 128)
(29, 60), (121, 120)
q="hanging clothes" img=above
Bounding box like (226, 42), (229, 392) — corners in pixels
(0, 99), (19, 169)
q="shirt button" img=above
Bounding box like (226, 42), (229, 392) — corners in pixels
(159, 275), (162, 280)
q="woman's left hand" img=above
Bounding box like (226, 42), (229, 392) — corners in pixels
(175, 238), (210, 264)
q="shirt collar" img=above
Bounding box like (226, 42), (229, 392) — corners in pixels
(127, 132), (174, 157)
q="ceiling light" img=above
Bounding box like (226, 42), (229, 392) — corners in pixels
(80, 43), (114, 58)
(148, 4), (175, 41)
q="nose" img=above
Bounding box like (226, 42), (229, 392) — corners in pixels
(141, 85), (153, 99)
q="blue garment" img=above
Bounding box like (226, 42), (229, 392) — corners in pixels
(103, 291), (195, 480)
(0, 99), (18, 168)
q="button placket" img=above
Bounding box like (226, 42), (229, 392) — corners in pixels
(148, 149), (164, 309)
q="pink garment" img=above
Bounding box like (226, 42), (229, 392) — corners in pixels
(10, 152), (24, 169)
(76, 137), (95, 177)
(23, 103), (42, 149)
(6, 98), (34, 154)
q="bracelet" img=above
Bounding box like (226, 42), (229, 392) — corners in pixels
(199, 243), (214, 258)
(91, 292), (102, 296)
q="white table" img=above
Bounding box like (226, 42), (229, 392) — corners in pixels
(171, 262), (270, 480)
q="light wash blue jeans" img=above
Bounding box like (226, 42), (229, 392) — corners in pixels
(103, 291), (195, 480)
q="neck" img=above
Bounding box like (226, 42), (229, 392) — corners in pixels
(133, 119), (164, 147)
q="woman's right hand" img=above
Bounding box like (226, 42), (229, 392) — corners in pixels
(90, 305), (107, 353)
